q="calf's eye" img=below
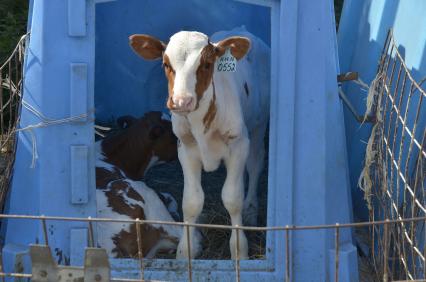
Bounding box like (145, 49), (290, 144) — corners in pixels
(204, 63), (211, 70)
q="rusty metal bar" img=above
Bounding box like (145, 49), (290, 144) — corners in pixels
(0, 253), (5, 282)
(338, 88), (376, 123)
(0, 69), (3, 136)
(337, 72), (359, 83)
(383, 221), (390, 282)
(41, 215), (49, 245)
(88, 217), (95, 248)
(185, 223), (192, 282)
(1, 213), (426, 231)
(285, 227), (290, 282)
(7, 61), (12, 133)
(378, 30), (392, 74)
(0, 272), (32, 278)
(335, 224), (340, 282)
(135, 218), (145, 281)
(235, 226), (240, 282)
(424, 218), (426, 279)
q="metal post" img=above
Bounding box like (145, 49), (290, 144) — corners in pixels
(335, 224), (340, 282)
(235, 226), (240, 282)
(41, 215), (49, 245)
(88, 217), (95, 248)
(383, 220), (389, 282)
(285, 226), (290, 282)
(185, 223), (192, 282)
(135, 218), (145, 281)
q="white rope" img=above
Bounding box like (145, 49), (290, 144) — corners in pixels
(15, 101), (92, 168)
(94, 125), (111, 137)
(352, 77), (370, 91)
(94, 125), (111, 131)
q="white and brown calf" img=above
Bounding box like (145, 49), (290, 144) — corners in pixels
(130, 28), (270, 259)
(96, 111), (181, 258)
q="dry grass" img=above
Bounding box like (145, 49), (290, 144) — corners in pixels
(355, 225), (380, 282)
(145, 159), (268, 260)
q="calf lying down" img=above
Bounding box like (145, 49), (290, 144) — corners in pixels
(95, 112), (182, 258)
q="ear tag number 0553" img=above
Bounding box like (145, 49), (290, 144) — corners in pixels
(217, 49), (236, 72)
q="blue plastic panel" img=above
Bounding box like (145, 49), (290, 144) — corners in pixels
(68, 0), (87, 37)
(70, 228), (88, 266)
(70, 63), (88, 121)
(71, 145), (89, 204)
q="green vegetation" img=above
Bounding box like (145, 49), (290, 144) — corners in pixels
(0, 0), (28, 63)
(335, 0), (344, 29)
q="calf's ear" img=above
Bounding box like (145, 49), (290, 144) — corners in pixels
(215, 36), (250, 60)
(117, 115), (137, 129)
(129, 34), (166, 60)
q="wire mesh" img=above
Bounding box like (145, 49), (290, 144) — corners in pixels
(0, 213), (425, 281)
(359, 29), (426, 281)
(0, 34), (28, 212)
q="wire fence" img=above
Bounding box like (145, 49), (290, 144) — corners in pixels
(358, 29), (426, 281)
(0, 33), (28, 213)
(1, 213), (426, 281)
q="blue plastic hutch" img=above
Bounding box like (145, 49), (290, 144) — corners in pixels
(2, 0), (358, 280)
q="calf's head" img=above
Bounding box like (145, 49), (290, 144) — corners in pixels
(102, 111), (177, 180)
(129, 31), (250, 114)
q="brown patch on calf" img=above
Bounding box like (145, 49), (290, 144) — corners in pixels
(195, 44), (216, 107)
(102, 112), (177, 180)
(202, 88), (217, 134)
(96, 167), (122, 189)
(163, 55), (177, 111)
(129, 34), (165, 60)
(244, 82), (249, 97)
(216, 36), (251, 60)
(179, 131), (197, 146)
(111, 223), (178, 258)
(104, 179), (177, 258)
(105, 180), (145, 217)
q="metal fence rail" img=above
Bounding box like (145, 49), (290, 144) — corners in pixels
(359, 29), (426, 281)
(0, 34), (28, 212)
(1, 213), (426, 282)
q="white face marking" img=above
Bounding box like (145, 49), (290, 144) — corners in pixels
(165, 31), (209, 107)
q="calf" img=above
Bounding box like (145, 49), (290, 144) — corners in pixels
(129, 28), (270, 259)
(96, 111), (181, 258)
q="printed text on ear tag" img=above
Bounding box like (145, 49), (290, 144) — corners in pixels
(217, 49), (236, 72)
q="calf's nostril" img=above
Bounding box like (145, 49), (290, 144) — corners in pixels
(185, 97), (193, 108)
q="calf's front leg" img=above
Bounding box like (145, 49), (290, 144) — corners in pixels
(223, 136), (250, 259)
(176, 143), (204, 259)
